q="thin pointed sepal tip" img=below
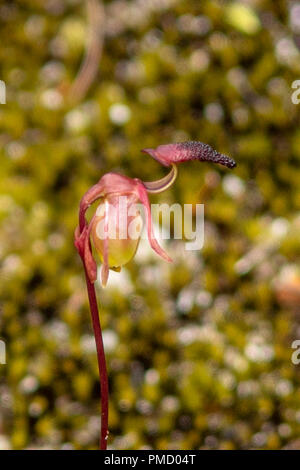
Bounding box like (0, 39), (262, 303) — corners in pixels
(141, 148), (169, 166)
(141, 148), (155, 157)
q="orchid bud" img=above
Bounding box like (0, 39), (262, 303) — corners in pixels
(90, 195), (143, 283)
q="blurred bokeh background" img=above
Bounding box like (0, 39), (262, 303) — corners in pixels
(1, 0), (300, 450)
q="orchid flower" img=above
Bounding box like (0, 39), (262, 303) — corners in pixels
(75, 141), (236, 287)
(74, 141), (236, 449)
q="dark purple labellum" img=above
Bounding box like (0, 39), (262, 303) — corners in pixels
(142, 141), (236, 169)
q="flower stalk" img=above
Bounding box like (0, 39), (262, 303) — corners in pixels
(76, 215), (109, 449)
(84, 270), (109, 449)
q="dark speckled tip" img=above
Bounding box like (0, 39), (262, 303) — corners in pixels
(215, 153), (237, 169)
(176, 141), (237, 169)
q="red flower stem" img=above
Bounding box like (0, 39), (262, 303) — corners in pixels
(83, 266), (109, 450)
(78, 198), (109, 449)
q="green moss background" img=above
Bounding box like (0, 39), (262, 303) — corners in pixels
(1, 0), (300, 450)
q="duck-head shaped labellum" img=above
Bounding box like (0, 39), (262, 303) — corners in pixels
(141, 141), (236, 169)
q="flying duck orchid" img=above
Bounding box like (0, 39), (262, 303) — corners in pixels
(74, 141), (236, 449)
(75, 141), (236, 287)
